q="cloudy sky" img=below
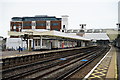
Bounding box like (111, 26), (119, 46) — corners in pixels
(0, 0), (119, 37)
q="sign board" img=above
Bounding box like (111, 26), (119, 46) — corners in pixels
(59, 58), (66, 60)
(81, 59), (88, 61)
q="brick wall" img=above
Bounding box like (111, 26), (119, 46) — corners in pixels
(10, 22), (22, 32)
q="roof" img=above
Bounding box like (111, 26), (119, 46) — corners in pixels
(12, 15), (61, 21)
(48, 31), (90, 41)
(105, 29), (118, 40)
(22, 29), (49, 32)
(8, 30), (90, 41)
(83, 33), (110, 40)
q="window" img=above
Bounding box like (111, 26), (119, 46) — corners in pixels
(35, 39), (40, 46)
(52, 23), (59, 26)
(80, 30), (84, 32)
(38, 40), (40, 46)
(16, 26), (19, 29)
(23, 23), (31, 26)
(36, 23), (46, 26)
(35, 40), (37, 46)
(63, 25), (65, 29)
(12, 24), (17, 26)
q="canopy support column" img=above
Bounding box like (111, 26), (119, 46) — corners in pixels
(40, 36), (42, 49)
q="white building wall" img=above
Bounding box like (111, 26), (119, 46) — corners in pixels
(46, 21), (50, 30)
(61, 15), (69, 32)
(6, 38), (27, 50)
(32, 21), (36, 30)
(118, 1), (120, 23)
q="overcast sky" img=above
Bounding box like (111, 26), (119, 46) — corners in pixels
(0, 0), (119, 37)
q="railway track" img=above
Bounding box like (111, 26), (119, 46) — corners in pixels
(55, 46), (110, 80)
(32, 46), (110, 80)
(2, 45), (110, 80)
(2, 46), (95, 69)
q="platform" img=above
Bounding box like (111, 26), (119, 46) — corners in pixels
(117, 48), (120, 80)
(1, 46), (95, 59)
(83, 46), (118, 80)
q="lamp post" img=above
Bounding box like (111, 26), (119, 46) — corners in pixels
(27, 31), (33, 51)
(116, 23), (120, 30)
(80, 24), (86, 29)
(79, 24), (86, 33)
(23, 31), (33, 51)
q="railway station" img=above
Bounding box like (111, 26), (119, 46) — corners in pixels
(0, 14), (119, 80)
(1, 15), (120, 80)
(2, 42), (119, 80)
(1, 25), (120, 80)
(1, 1), (120, 80)
(8, 30), (90, 51)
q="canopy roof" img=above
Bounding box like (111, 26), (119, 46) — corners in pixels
(8, 30), (90, 41)
(83, 33), (110, 40)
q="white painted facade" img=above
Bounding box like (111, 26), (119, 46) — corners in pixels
(61, 15), (69, 32)
(6, 38), (27, 50)
(46, 21), (51, 30)
(8, 30), (89, 50)
(32, 21), (36, 30)
(118, 1), (120, 23)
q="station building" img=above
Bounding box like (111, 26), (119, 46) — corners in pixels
(10, 15), (68, 38)
(8, 30), (90, 50)
(7, 15), (91, 50)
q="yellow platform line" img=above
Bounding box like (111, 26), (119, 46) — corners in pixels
(105, 47), (118, 80)
(83, 46), (112, 80)
(115, 48), (118, 80)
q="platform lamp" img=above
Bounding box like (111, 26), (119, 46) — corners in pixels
(80, 24), (86, 29)
(79, 24), (86, 33)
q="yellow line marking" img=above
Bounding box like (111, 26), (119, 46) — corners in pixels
(83, 46), (112, 80)
(115, 49), (118, 80)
